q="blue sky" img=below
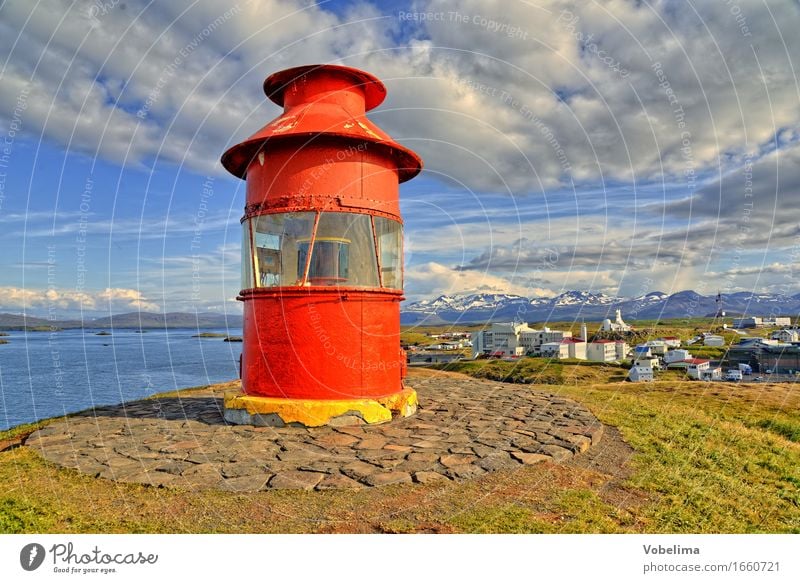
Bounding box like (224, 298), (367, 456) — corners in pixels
(1, 0), (798, 317)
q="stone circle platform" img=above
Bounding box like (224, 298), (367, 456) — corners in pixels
(26, 375), (604, 491)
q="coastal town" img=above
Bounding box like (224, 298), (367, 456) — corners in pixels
(405, 309), (800, 384)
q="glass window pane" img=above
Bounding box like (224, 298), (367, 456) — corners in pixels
(242, 212), (388, 289)
(250, 212), (316, 287)
(241, 221), (253, 290)
(298, 238), (350, 284)
(312, 213), (379, 287)
(374, 217), (403, 289)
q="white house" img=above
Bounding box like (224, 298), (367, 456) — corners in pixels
(645, 340), (667, 355)
(615, 340), (629, 360)
(664, 349), (692, 364)
(684, 358), (711, 380)
(587, 339), (618, 362)
(602, 309), (631, 333)
(634, 356), (660, 370)
(660, 336), (682, 348)
(703, 334), (725, 347)
(628, 365), (654, 382)
(772, 329), (800, 343)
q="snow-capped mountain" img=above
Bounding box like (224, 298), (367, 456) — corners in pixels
(552, 290), (618, 306)
(401, 290), (800, 325)
(403, 293), (531, 313)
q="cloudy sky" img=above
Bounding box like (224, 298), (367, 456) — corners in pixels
(0, 0), (798, 317)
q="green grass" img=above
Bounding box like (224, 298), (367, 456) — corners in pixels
(1, 367), (798, 533)
(428, 357), (629, 385)
(567, 383), (799, 532)
(449, 504), (554, 533)
(425, 359), (800, 532)
(678, 346), (728, 359)
(0, 497), (56, 532)
(400, 331), (443, 347)
(754, 418), (800, 443)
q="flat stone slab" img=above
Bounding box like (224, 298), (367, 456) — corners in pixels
(26, 376), (603, 491)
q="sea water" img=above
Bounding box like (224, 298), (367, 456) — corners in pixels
(0, 328), (241, 431)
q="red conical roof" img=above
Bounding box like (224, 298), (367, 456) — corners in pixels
(221, 64), (422, 182)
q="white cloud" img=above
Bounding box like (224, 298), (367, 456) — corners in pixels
(0, 286), (160, 312)
(2, 0), (799, 303)
(1, 0), (797, 192)
(662, 144), (800, 238)
(134, 243), (242, 312)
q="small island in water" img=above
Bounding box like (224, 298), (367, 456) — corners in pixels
(192, 332), (242, 342)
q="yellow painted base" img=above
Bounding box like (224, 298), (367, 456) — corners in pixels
(223, 387), (418, 427)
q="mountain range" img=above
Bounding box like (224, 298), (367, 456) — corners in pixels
(400, 290), (800, 325)
(0, 312), (243, 330)
(4, 290), (798, 329)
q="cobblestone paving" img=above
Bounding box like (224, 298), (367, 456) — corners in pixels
(26, 377), (603, 491)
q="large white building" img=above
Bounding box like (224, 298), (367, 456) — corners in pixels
(540, 338), (588, 360)
(471, 323), (573, 358)
(586, 339), (618, 362)
(563, 338), (588, 360)
(733, 316), (792, 329)
(471, 322), (529, 357)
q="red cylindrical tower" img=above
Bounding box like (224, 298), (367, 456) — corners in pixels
(221, 64), (422, 427)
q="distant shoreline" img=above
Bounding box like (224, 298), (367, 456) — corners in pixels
(0, 311), (244, 331)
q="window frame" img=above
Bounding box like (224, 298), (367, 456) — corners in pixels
(242, 210), (403, 291)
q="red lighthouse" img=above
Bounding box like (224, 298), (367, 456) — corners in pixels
(221, 64), (422, 427)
